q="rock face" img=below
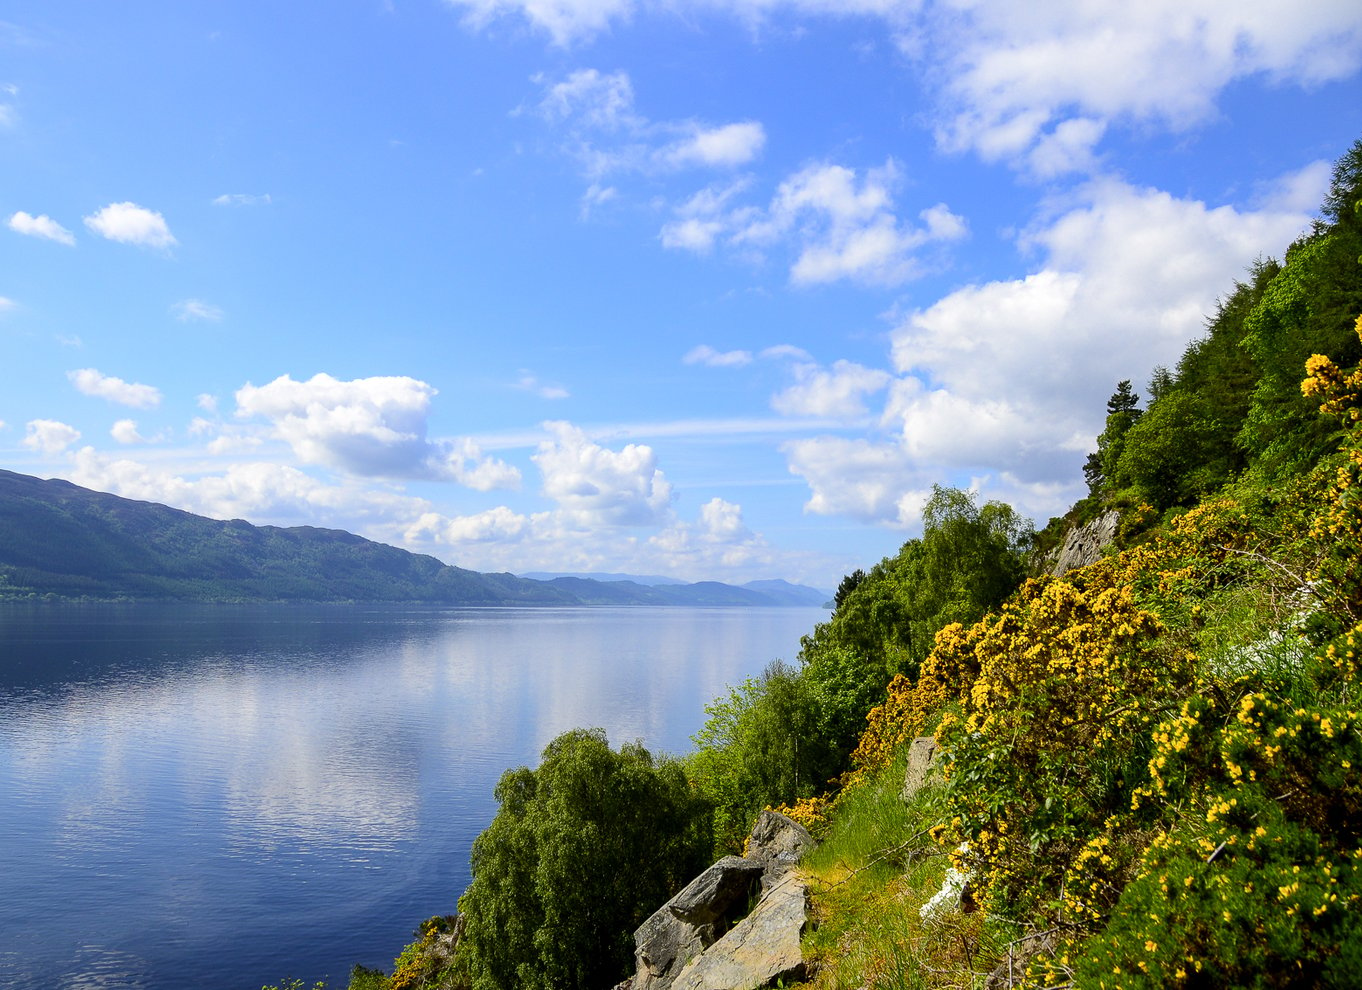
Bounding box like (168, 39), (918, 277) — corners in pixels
(745, 810), (816, 892)
(1048, 509), (1120, 576)
(631, 810), (815, 990)
(901, 735), (941, 801)
(633, 856), (763, 990)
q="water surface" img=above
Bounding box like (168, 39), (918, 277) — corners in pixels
(0, 602), (825, 990)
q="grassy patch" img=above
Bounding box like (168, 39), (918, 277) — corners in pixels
(795, 759), (1012, 989)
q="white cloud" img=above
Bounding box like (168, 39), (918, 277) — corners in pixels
(173, 299), (224, 322)
(66, 448), (429, 531)
(579, 182), (618, 219)
(68, 368), (163, 409)
(683, 344), (753, 368)
(110, 419), (145, 445)
(8, 211), (76, 246)
(771, 359), (891, 418)
(658, 121), (766, 169)
(666, 162), (966, 286)
(539, 68), (638, 129)
(881, 174), (1316, 480)
(782, 435), (930, 528)
(23, 419), (81, 455)
(924, 0), (1362, 173)
(406, 505), (531, 544)
(234, 372), (521, 488)
(83, 202), (177, 249)
(533, 420), (674, 526)
(0, 296), (14, 314)
(212, 193), (272, 207)
(197, 394), (219, 413)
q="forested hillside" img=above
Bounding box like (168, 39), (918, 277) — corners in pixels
(293, 138), (1362, 990)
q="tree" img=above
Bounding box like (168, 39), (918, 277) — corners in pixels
(1091, 381), (1143, 494)
(457, 730), (711, 990)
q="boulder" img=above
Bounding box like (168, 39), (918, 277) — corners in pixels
(669, 873), (810, 990)
(745, 810), (815, 891)
(901, 735), (941, 801)
(633, 856), (763, 990)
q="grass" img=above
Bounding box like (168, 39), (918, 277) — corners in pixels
(793, 757), (1012, 990)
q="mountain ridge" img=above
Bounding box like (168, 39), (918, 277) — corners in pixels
(0, 469), (826, 608)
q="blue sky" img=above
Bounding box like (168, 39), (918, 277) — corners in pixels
(2, 2), (1361, 588)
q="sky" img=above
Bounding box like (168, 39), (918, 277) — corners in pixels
(2, 2), (1361, 589)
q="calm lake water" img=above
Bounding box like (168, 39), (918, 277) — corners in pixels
(0, 602), (826, 990)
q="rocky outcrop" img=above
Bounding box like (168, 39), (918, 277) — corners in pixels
(633, 856), (763, 990)
(1048, 509), (1120, 576)
(630, 811), (815, 990)
(901, 735), (941, 801)
(669, 873), (809, 990)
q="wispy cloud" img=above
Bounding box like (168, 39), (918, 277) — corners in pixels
(683, 344), (753, 368)
(172, 299), (225, 322)
(514, 371), (571, 399)
(212, 192), (272, 207)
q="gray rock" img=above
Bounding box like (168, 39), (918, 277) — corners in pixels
(634, 856), (763, 990)
(901, 735), (941, 801)
(745, 810), (815, 891)
(669, 873), (810, 990)
(1048, 509), (1120, 576)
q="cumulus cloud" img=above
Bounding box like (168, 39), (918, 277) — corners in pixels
(83, 202), (177, 249)
(665, 162), (967, 286)
(8, 211), (76, 246)
(68, 368), (163, 409)
(683, 344), (753, 368)
(533, 420), (674, 526)
(769, 171), (1318, 528)
(23, 419), (81, 455)
(782, 435), (930, 528)
(771, 358), (892, 419)
(234, 372), (521, 488)
(173, 299), (224, 322)
(66, 448), (430, 531)
(110, 419), (145, 444)
(921, 0), (1362, 173)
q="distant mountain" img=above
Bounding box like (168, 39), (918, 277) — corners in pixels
(519, 571), (689, 586)
(740, 579), (834, 607)
(0, 470), (830, 608)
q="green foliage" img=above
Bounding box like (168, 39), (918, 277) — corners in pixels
(805, 485), (1032, 684)
(456, 729), (711, 990)
(686, 661), (834, 853)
